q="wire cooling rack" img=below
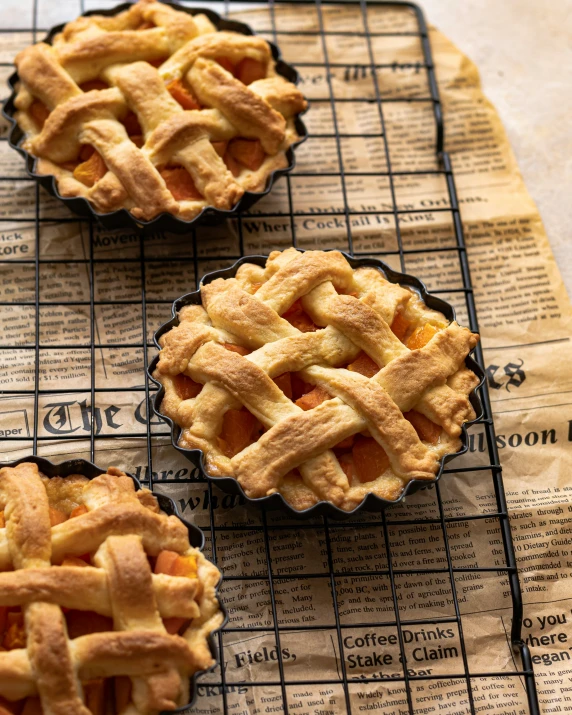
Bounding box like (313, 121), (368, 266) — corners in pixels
(0, 0), (540, 713)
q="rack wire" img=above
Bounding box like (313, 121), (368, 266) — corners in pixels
(0, 0), (540, 713)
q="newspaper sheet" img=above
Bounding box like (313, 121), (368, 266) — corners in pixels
(0, 3), (571, 714)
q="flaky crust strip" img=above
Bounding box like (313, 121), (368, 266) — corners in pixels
(155, 249), (480, 510)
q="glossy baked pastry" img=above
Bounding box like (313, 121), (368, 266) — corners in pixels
(0, 461), (222, 714)
(153, 248), (480, 512)
(12, 0), (307, 221)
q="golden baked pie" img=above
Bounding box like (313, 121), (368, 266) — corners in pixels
(0, 462), (222, 714)
(12, 0), (307, 221)
(154, 248), (480, 512)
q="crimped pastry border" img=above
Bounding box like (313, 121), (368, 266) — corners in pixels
(2, 1), (308, 233)
(148, 250), (485, 520)
(0, 454), (227, 708)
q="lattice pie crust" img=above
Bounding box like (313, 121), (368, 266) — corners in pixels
(13, 0), (307, 221)
(0, 462), (222, 714)
(155, 248), (480, 511)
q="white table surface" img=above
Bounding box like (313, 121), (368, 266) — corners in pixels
(421, 0), (572, 299)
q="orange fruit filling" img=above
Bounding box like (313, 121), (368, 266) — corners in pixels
(21, 698), (42, 715)
(163, 553), (198, 580)
(215, 56), (236, 75)
(223, 343), (251, 356)
(114, 677), (132, 714)
(347, 351), (379, 378)
(162, 617), (188, 635)
(404, 410), (441, 444)
(334, 286), (358, 297)
(282, 299), (318, 333)
(352, 437), (390, 483)
(0, 695), (22, 715)
(66, 611), (113, 639)
(73, 151), (107, 188)
(61, 555), (89, 568)
(154, 551), (198, 635)
(295, 385), (331, 411)
(79, 80), (108, 93)
(173, 373), (202, 400)
(226, 138), (265, 172)
(69, 504), (88, 518)
(291, 374), (313, 401)
(217, 408), (262, 458)
(83, 680), (105, 715)
(154, 550), (179, 575)
(223, 151), (242, 178)
(334, 435), (354, 451)
(122, 111), (142, 137)
(223, 150), (242, 178)
(159, 167), (202, 201)
(79, 145), (95, 162)
(236, 58), (266, 85)
(2, 611), (25, 650)
(407, 323), (438, 350)
(339, 453), (357, 483)
(273, 373), (293, 400)
(211, 141), (228, 157)
(390, 312), (409, 341)
(49, 507), (67, 527)
(29, 100), (49, 130)
(148, 57), (168, 68)
(166, 79), (201, 110)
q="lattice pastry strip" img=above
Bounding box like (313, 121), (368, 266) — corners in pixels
(0, 463), (222, 714)
(155, 249), (480, 511)
(13, 0), (307, 220)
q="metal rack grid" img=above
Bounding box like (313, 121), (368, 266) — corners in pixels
(0, 0), (540, 713)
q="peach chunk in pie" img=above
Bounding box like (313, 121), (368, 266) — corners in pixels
(12, 0), (307, 221)
(0, 462), (222, 714)
(154, 249), (480, 512)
